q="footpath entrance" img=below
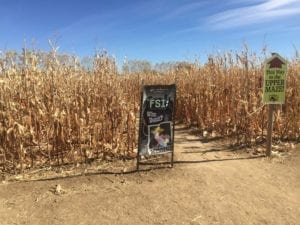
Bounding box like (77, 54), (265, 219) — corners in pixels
(173, 124), (263, 165)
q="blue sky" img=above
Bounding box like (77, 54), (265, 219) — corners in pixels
(1, 0), (300, 63)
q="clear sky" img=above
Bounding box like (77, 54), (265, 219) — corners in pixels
(1, 0), (300, 63)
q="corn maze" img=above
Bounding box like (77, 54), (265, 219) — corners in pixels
(0, 48), (299, 174)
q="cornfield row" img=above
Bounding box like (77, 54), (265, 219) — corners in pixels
(0, 48), (299, 174)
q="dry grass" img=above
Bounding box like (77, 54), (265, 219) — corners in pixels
(0, 46), (299, 174)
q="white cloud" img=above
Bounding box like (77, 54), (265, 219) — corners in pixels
(208, 0), (300, 29)
(161, 2), (208, 20)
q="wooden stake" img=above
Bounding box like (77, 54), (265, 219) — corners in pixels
(266, 104), (275, 156)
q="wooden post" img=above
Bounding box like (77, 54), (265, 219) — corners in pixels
(266, 104), (275, 156)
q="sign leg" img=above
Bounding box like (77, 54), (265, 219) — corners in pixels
(266, 104), (275, 156)
(136, 154), (140, 171)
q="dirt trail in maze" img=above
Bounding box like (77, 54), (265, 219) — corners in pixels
(0, 125), (299, 225)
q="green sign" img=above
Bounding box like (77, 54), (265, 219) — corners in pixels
(263, 53), (287, 104)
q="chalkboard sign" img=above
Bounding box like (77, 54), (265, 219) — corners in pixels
(138, 84), (176, 159)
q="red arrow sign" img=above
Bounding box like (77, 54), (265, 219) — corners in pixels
(269, 57), (285, 68)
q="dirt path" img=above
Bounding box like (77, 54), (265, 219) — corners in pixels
(1, 126), (299, 225)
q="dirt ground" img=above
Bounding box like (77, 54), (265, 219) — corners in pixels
(0, 126), (299, 225)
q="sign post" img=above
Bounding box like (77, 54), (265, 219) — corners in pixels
(137, 84), (176, 170)
(263, 53), (287, 156)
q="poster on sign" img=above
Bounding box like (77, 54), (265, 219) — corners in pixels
(138, 84), (176, 157)
(148, 122), (172, 154)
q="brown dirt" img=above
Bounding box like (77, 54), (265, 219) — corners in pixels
(1, 126), (299, 225)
